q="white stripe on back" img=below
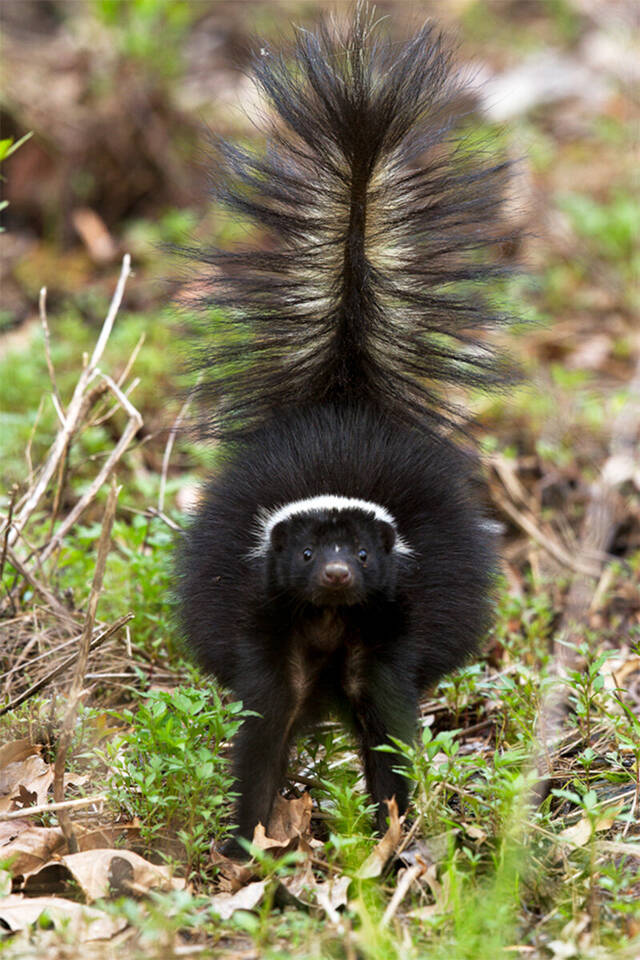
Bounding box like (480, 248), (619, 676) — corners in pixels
(249, 494), (413, 556)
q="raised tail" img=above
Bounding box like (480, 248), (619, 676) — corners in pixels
(188, 6), (516, 438)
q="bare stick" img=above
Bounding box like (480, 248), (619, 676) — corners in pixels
(38, 373), (142, 563)
(54, 479), (119, 851)
(145, 507), (185, 533)
(92, 377), (140, 427)
(9, 255), (132, 548)
(0, 794), (107, 822)
(158, 384), (198, 514)
(24, 397), (45, 485)
(89, 329), (144, 429)
(4, 545), (77, 625)
(382, 862), (426, 926)
(39, 287), (63, 414)
(47, 380), (109, 539)
(0, 613), (133, 717)
(0, 486), (18, 582)
(89, 255), (131, 369)
(117, 332), (145, 389)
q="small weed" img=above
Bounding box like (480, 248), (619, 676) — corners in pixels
(103, 685), (252, 877)
(563, 641), (616, 744)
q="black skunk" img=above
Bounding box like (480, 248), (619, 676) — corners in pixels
(178, 7), (514, 852)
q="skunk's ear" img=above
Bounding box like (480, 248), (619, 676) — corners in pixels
(270, 521), (288, 553)
(376, 521), (396, 553)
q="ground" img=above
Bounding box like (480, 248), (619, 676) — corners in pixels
(0, 1), (639, 958)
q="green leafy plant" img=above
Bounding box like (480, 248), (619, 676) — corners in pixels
(563, 641), (616, 744)
(104, 685), (252, 876)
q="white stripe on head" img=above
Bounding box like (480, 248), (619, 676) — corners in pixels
(249, 494), (413, 557)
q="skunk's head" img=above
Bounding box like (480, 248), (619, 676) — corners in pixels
(264, 506), (402, 607)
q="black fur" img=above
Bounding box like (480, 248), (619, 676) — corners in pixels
(178, 6), (514, 851)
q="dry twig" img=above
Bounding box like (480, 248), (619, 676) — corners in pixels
(0, 794), (108, 822)
(158, 388), (195, 515)
(0, 613), (133, 718)
(39, 286), (63, 417)
(382, 862), (427, 926)
(7, 254), (132, 549)
(53, 479), (119, 851)
(39, 372), (142, 564)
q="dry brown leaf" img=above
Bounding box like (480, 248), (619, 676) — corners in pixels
(271, 841), (351, 921)
(465, 825), (487, 842)
(279, 853), (316, 901)
(0, 826), (66, 876)
(250, 822), (286, 853)
(555, 812), (618, 858)
(246, 794), (314, 855)
(313, 875), (351, 923)
(0, 894), (127, 940)
(558, 818), (592, 850)
(356, 797), (402, 879)
(0, 754), (53, 813)
(22, 849), (184, 901)
(75, 824), (141, 851)
(209, 880), (267, 920)
(209, 845), (255, 892)
(0, 740), (41, 770)
(266, 793), (313, 842)
(0, 819), (31, 846)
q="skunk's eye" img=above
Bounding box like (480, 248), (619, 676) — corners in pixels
(358, 548), (367, 563)
(302, 548), (313, 562)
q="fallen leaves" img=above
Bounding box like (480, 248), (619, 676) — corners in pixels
(207, 796), (407, 923)
(0, 737), (184, 943)
(357, 798), (403, 879)
(1, 826), (68, 877)
(22, 849), (185, 900)
(209, 880), (268, 921)
(0, 741), (53, 815)
(262, 792), (313, 846)
(0, 894), (127, 940)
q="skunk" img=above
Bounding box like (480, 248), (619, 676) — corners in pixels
(178, 6), (515, 852)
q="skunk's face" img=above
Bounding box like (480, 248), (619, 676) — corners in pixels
(266, 510), (398, 606)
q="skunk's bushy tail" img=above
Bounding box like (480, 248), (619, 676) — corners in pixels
(189, 6), (515, 438)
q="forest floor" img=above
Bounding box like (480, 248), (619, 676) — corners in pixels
(1, 2), (639, 958)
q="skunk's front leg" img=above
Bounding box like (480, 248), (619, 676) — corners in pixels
(226, 676), (296, 856)
(351, 662), (418, 833)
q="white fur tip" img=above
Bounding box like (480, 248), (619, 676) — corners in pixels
(248, 494), (413, 558)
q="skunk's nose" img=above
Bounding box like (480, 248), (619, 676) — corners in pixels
(321, 562), (354, 588)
